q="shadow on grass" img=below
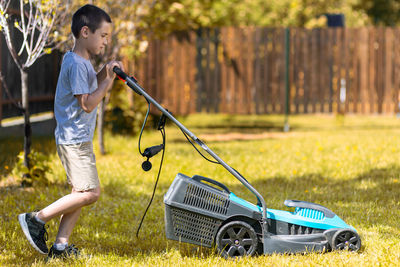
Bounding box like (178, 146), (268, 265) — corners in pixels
(185, 124), (400, 138)
(230, 165), (400, 234)
(190, 124), (288, 135)
(3, 165), (399, 265)
(77, 166), (400, 257)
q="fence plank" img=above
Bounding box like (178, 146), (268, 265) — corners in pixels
(303, 29), (310, 113)
(237, 27), (245, 114)
(253, 28), (261, 114)
(246, 28), (254, 114)
(377, 27), (384, 113)
(349, 28), (358, 113)
(384, 28), (393, 113)
(368, 27), (375, 113)
(358, 28), (368, 113)
(344, 28), (350, 113)
(336, 28), (343, 113)
(394, 29), (400, 114)
(262, 28), (268, 114)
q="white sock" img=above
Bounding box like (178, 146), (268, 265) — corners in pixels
(54, 242), (68, 250)
(34, 214), (46, 225)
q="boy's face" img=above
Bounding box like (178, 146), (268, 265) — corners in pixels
(82, 21), (111, 56)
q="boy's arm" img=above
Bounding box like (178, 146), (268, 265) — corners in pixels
(97, 60), (123, 85)
(76, 61), (123, 113)
(75, 78), (113, 113)
(96, 64), (109, 85)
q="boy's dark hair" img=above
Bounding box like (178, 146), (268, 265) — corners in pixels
(71, 4), (111, 38)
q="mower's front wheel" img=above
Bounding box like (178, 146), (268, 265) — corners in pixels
(215, 221), (258, 258)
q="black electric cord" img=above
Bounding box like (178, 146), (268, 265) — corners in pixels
(180, 128), (220, 164)
(135, 102), (257, 238)
(136, 108), (166, 238)
(138, 99), (151, 156)
(180, 128), (262, 206)
(115, 69), (261, 236)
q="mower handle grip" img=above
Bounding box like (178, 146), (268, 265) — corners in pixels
(113, 66), (141, 95)
(113, 66), (127, 80)
(192, 175), (231, 194)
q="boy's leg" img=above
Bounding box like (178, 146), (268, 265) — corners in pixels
(55, 207), (81, 244)
(36, 187), (100, 223)
(18, 187), (100, 255)
(52, 187), (100, 244)
(19, 142), (100, 255)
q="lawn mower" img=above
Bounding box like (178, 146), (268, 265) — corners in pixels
(113, 67), (361, 258)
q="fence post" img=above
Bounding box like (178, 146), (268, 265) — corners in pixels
(195, 28), (204, 112)
(284, 28), (290, 132)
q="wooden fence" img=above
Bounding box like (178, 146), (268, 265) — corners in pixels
(2, 27), (400, 124)
(134, 27), (400, 115)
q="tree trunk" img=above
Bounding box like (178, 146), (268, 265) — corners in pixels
(97, 98), (106, 155)
(21, 68), (31, 177)
(97, 91), (111, 155)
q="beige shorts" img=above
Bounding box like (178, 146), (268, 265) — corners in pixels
(57, 142), (100, 191)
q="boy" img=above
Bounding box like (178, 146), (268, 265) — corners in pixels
(18, 4), (124, 258)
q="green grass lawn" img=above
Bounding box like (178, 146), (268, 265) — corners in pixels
(1, 114), (400, 266)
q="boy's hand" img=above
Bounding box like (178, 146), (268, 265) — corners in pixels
(106, 60), (124, 80)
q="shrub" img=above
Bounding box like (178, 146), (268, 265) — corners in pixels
(12, 150), (51, 186)
(105, 79), (154, 135)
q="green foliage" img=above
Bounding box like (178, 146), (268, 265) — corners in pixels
(353, 0), (400, 25)
(53, 0), (371, 53)
(12, 149), (51, 186)
(138, 0), (369, 34)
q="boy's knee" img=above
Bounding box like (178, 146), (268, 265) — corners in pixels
(88, 191), (100, 204)
(83, 187), (101, 205)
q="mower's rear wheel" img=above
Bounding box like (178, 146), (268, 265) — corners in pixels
(215, 221), (258, 258)
(332, 229), (361, 252)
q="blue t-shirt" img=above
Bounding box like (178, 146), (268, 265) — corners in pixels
(54, 51), (98, 145)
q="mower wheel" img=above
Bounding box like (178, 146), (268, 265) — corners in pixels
(215, 221), (258, 258)
(332, 229), (361, 252)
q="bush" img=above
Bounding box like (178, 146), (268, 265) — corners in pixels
(12, 150), (51, 186)
(105, 79), (154, 135)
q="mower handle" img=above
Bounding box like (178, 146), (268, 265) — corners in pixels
(113, 66), (268, 232)
(192, 175), (231, 194)
(113, 66), (127, 80)
(114, 66), (141, 95)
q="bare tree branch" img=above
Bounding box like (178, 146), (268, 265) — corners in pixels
(0, 71), (24, 113)
(1, 0), (70, 69)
